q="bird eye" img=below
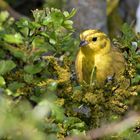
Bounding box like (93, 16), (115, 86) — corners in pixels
(92, 37), (97, 42)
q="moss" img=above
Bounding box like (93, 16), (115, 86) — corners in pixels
(0, 8), (139, 139)
(36, 56), (70, 87)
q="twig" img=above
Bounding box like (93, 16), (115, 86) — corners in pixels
(65, 112), (140, 140)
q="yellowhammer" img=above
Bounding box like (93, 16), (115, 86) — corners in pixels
(75, 29), (125, 86)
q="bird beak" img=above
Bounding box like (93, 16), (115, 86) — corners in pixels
(79, 40), (88, 47)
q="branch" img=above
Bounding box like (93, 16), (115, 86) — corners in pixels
(65, 112), (140, 140)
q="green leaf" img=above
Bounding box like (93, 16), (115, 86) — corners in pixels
(65, 9), (76, 19)
(42, 16), (52, 25)
(3, 33), (23, 44)
(69, 129), (85, 136)
(0, 76), (5, 86)
(49, 38), (56, 45)
(32, 9), (45, 22)
(28, 21), (41, 29)
(3, 45), (27, 62)
(5, 89), (13, 95)
(63, 11), (69, 18)
(51, 103), (64, 122)
(0, 60), (16, 75)
(16, 18), (29, 37)
(24, 62), (46, 74)
(8, 82), (25, 92)
(47, 82), (58, 91)
(63, 117), (86, 135)
(64, 20), (73, 26)
(51, 11), (64, 26)
(39, 32), (49, 38)
(64, 117), (84, 129)
(24, 74), (33, 83)
(63, 20), (73, 29)
(42, 10), (64, 27)
(131, 74), (140, 85)
(34, 99), (64, 122)
(16, 18), (29, 28)
(0, 11), (9, 23)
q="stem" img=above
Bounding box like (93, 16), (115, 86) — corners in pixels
(90, 66), (97, 87)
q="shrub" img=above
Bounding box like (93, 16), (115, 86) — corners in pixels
(0, 8), (139, 140)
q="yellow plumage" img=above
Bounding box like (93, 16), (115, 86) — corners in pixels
(75, 29), (125, 86)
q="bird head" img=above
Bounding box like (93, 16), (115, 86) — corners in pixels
(79, 29), (111, 55)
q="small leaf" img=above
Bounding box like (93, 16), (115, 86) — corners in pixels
(24, 74), (33, 83)
(51, 104), (64, 122)
(63, 11), (69, 17)
(0, 11), (9, 23)
(49, 38), (56, 45)
(69, 129), (85, 135)
(33, 100), (52, 119)
(0, 60), (16, 75)
(63, 20), (73, 29)
(51, 11), (64, 26)
(32, 9), (45, 22)
(16, 18), (29, 28)
(43, 10), (64, 27)
(65, 9), (76, 19)
(24, 62), (45, 74)
(64, 117), (83, 129)
(64, 20), (73, 25)
(8, 82), (25, 92)
(5, 89), (13, 95)
(5, 45), (27, 62)
(0, 76), (5, 86)
(39, 32), (49, 38)
(28, 21), (41, 29)
(42, 16), (52, 25)
(47, 82), (58, 91)
(34, 99), (64, 122)
(131, 74), (140, 85)
(3, 33), (23, 44)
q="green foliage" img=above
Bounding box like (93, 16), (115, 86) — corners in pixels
(118, 23), (140, 85)
(0, 60), (16, 75)
(0, 9), (82, 140)
(0, 8), (139, 140)
(0, 96), (48, 140)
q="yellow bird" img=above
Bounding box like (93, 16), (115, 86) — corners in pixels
(75, 29), (125, 86)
